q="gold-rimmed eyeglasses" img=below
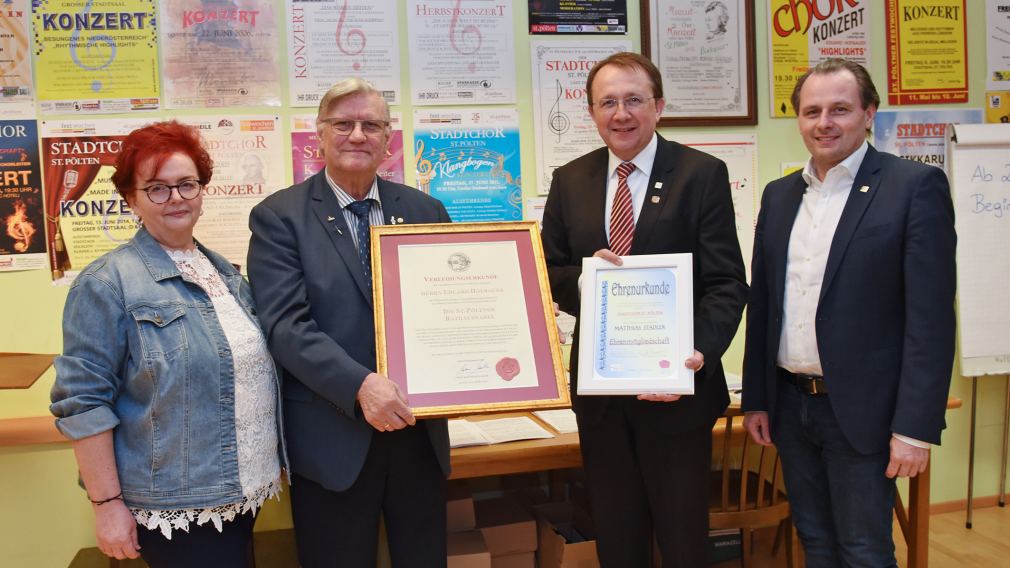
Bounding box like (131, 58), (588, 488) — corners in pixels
(320, 118), (391, 136)
(591, 96), (655, 113)
(140, 180), (203, 204)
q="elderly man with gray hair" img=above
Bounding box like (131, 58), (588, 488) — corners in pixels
(247, 78), (452, 567)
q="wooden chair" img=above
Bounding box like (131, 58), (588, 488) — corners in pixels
(710, 411), (798, 568)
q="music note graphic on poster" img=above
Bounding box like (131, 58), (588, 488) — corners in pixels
(548, 79), (570, 142)
(335, 0), (366, 71)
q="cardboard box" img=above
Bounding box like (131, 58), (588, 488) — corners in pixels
(475, 497), (538, 555)
(447, 480), (476, 532)
(533, 502), (599, 568)
(447, 530), (491, 568)
(491, 551), (535, 568)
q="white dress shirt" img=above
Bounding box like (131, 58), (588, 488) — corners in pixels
(577, 134), (659, 295)
(776, 141), (866, 375)
(776, 141), (927, 449)
(604, 133), (658, 237)
(324, 171), (385, 250)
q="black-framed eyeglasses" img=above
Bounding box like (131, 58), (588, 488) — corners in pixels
(319, 118), (390, 136)
(140, 180), (203, 204)
(592, 96), (655, 113)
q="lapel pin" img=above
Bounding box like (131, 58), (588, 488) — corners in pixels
(858, 185), (869, 193)
(654, 182), (663, 189)
(650, 196), (661, 204)
(327, 215), (335, 221)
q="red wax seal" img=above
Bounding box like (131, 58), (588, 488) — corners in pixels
(496, 357), (520, 381)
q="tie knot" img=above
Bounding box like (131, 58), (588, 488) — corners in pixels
(617, 162), (635, 180)
(346, 199), (372, 220)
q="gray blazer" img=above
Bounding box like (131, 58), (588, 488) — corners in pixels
(247, 171), (452, 491)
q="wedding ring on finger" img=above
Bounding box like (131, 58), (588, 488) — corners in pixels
(383, 423), (392, 431)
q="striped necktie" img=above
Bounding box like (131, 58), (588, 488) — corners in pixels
(609, 161), (636, 256)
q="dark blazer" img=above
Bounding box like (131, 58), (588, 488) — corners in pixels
(541, 134), (748, 430)
(742, 145), (956, 454)
(247, 171), (452, 492)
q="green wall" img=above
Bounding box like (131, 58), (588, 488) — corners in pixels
(1, 2), (1007, 566)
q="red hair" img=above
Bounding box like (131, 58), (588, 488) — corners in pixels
(111, 121), (214, 200)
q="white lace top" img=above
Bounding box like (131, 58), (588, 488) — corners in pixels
(131, 248), (281, 539)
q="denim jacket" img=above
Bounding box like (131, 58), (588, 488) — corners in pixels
(50, 227), (288, 510)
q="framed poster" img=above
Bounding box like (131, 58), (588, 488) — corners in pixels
(372, 221), (569, 417)
(577, 253), (695, 395)
(641, 0), (757, 126)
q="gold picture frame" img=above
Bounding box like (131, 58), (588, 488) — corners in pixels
(371, 221), (570, 418)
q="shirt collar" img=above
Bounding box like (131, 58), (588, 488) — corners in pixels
(324, 170), (381, 209)
(802, 140), (869, 187)
(607, 132), (658, 180)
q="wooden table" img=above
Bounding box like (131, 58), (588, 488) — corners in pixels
(2, 399), (960, 568)
(450, 400), (961, 568)
(0, 353), (55, 390)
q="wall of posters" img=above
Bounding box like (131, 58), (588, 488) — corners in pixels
(677, 133), (757, 273)
(32, 0), (159, 114)
(290, 112), (404, 185)
(874, 109), (983, 175)
(160, 0), (281, 109)
(41, 118), (149, 283)
(413, 107), (522, 222)
(987, 0), (1010, 91)
(0, 0), (34, 117)
(529, 39), (630, 195)
(286, 0), (401, 107)
(767, 0), (870, 117)
(528, 0), (626, 34)
(180, 115), (282, 269)
(406, 0), (515, 105)
(648, 0), (751, 121)
(886, 0), (968, 105)
(0, 119), (44, 271)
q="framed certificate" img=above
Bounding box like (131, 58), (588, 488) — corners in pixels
(577, 253), (695, 395)
(372, 221), (570, 418)
(641, 0), (757, 126)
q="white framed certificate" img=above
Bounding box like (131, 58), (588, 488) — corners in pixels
(577, 254), (694, 395)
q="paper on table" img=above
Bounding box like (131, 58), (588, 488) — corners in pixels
(533, 409), (578, 434)
(448, 420), (492, 448)
(476, 417), (554, 444)
(448, 416), (555, 448)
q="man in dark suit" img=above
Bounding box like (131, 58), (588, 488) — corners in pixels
(541, 52), (748, 567)
(742, 59), (956, 566)
(247, 78), (451, 568)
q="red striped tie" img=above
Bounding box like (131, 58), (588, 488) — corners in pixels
(609, 161), (636, 256)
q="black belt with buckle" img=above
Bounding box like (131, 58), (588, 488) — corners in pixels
(778, 368), (828, 395)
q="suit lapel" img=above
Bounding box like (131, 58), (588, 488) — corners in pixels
(309, 174), (372, 303)
(378, 180), (406, 226)
(771, 174), (807, 313)
(633, 136), (674, 252)
(583, 153), (610, 250)
(820, 145), (883, 302)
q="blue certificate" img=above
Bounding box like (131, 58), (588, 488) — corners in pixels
(578, 254), (694, 394)
(593, 267), (679, 378)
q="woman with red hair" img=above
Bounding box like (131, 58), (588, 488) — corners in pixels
(50, 121), (285, 567)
